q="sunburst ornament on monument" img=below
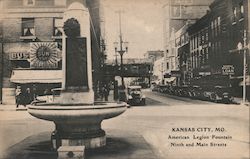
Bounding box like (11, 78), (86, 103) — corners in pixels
(28, 42), (61, 69)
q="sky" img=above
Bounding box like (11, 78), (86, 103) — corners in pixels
(102, 0), (166, 60)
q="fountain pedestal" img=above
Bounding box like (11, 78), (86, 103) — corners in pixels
(28, 1), (126, 150)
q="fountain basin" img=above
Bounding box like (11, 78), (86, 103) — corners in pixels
(28, 102), (127, 122)
(28, 102), (127, 149)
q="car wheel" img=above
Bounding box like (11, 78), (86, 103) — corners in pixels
(210, 93), (217, 102)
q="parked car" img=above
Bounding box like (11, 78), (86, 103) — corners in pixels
(127, 85), (146, 105)
(159, 85), (169, 93)
(179, 85), (190, 97)
(189, 85), (203, 99)
(151, 84), (160, 92)
(209, 86), (234, 103)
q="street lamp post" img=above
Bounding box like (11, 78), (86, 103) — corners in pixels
(114, 41), (128, 87)
(114, 10), (128, 87)
(237, 30), (248, 105)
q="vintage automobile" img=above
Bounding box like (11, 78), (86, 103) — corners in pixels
(127, 85), (146, 105)
(188, 85), (203, 99)
(34, 88), (61, 104)
(209, 86), (234, 103)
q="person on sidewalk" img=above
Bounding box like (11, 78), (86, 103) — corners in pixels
(24, 87), (32, 105)
(15, 86), (22, 108)
(103, 85), (110, 101)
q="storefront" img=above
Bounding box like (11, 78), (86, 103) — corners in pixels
(5, 42), (62, 104)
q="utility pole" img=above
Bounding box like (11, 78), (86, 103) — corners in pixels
(0, 20), (3, 104)
(117, 10), (124, 86)
(114, 52), (118, 65)
(114, 10), (128, 87)
(243, 30), (247, 105)
(238, 30), (248, 105)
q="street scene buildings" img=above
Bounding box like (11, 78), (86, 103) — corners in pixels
(157, 0), (250, 102)
(0, 0), (249, 159)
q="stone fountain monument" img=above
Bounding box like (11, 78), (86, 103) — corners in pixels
(27, 1), (127, 154)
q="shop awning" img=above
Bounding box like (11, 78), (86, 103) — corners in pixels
(165, 77), (176, 83)
(10, 69), (62, 83)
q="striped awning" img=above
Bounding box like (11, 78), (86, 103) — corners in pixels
(10, 69), (62, 83)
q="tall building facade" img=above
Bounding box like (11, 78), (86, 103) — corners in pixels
(0, 0), (104, 104)
(144, 50), (164, 63)
(166, 0), (250, 98)
(162, 0), (214, 85)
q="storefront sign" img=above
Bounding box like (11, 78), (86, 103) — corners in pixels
(29, 42), (61, 69)
(202, 44), (209, 49)
(171, 71), (181, 77)
(170, 0), (193, 5)
(222, 65), (234, 75)
(9, 52), (29, 60)
(199, 72), (211, 76)
(164, 73), (171, 78)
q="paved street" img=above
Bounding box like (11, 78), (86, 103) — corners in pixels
(0, 90), (249, 159)
(143, 90), (214, 106)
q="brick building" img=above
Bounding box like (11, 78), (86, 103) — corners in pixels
(162, 0), (214, 85)
(185, 0), (249, 98)
(175, 22), (194, 85)
(0, 0), (104, 104)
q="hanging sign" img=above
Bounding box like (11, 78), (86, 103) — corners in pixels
(28, 42), (61, 69)
(222, 65), (234, 75)
(9, 52), (30, 60)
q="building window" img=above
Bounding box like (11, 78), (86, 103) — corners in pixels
(198, 33), (201, 45)
(53, 18), (63, 37)
(214, 19), (217, 37)
(23, 0), (35, 6)
(201, 32), (204, 44)
(22, 18), (35, 36)
(181, 35), (185, 46)
(202, 50), (205, 64)
(54, 0), (66, 6)
(195, 52), (198, 68)
(166, 62), (169, 70)
(191, 38), (193, 50)
(233, 7), (237, 17)
(205, 48), (208, 63)
(176, 38), (180, 47)
(240, 3), (244, 19)
(194, 36), (197, 49)
(205, 32), (208, 41)
(211, 21), (214, 37)
(218, 16), (221, 25)
(217, 17), (221, 33)
(211, 43), (214, 55)
(232, 7), (237, 24)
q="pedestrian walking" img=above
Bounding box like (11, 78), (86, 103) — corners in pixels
(24, 87), (32, 105)
(103, 85), (109, 101)
(32, 84), (37, 100)
(15, 86), (22, 108)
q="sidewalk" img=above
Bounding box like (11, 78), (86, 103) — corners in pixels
(0, 92), (117, 111)
(0, 104), (27, 111)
